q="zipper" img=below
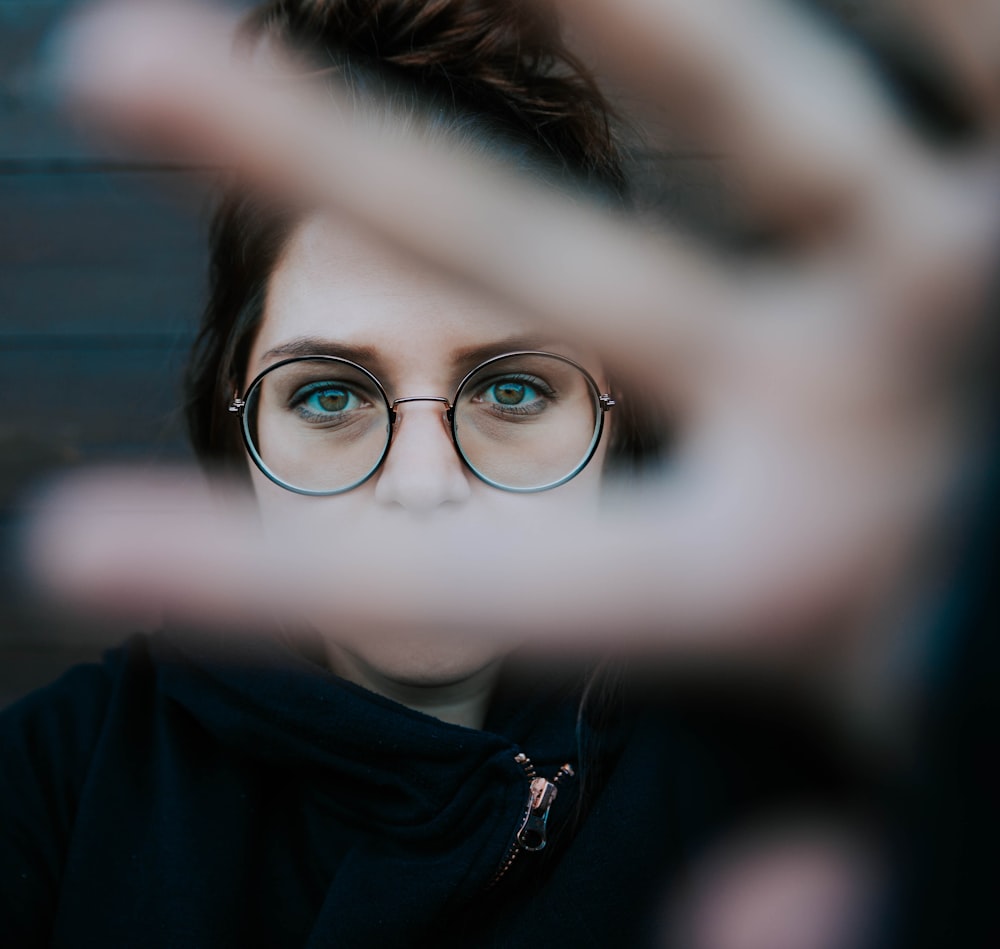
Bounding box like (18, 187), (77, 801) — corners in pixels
(488, 752), (575, 889)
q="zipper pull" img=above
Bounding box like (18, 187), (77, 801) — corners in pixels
(516, 776), (558, 852)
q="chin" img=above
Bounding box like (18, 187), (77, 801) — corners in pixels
(322, 624), (509, 690)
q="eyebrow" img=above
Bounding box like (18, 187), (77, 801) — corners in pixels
(258, 338), (385, 373)
(450, 335), (572, 372)
(257, 333), (578, 384)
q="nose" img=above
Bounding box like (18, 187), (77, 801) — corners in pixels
(373, 400), (472, 513)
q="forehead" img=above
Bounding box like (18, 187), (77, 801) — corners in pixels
(250, 216), (548, 375)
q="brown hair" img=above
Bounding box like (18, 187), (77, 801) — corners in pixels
(184, 0), (662, 476)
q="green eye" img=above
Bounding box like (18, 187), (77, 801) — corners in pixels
(473, 374), (553, 416)
(311, 388), (350, 412)
(291, 381), (365, 419)
(487, 380), (535, 406)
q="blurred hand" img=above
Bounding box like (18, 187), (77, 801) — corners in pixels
(28, 0), (1000, 703)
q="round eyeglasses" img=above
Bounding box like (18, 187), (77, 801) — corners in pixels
(229, 351), (616, 495)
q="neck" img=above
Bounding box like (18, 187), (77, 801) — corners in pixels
(323, 645), (501, 730)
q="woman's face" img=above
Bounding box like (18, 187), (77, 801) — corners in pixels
(245, 216), (610, 688)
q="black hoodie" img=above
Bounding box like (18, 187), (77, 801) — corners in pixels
(0, 630), (861, 948)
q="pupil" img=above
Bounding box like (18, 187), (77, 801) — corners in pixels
(317, 389), (348, 412)
(495, 382), (525, 405)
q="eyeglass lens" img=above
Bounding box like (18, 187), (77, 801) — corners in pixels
(242, 353), (604, 494)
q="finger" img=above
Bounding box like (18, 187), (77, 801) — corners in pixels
(24, 453), (950, 675)
(557, 0), (1000, 357)
(21, 470), (834, 656)
(54, 0), (733, 394)
(557, 0), (937, 237)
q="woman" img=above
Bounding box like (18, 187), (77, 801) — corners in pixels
(0, 2), (868, 946)
(182, 0), (658, 728)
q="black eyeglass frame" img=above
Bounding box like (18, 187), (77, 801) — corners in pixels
(229, 350), (616, 496)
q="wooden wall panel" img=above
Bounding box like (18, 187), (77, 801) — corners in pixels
(1, 2), (220, 701)
(0, 171), (207, 336)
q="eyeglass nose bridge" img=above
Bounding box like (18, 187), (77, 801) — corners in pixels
(388, 396), (454, 424)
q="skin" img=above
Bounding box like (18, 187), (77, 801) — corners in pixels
(245, 215), (611, 728)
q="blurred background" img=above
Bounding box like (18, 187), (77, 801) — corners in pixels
(0, 0), (875, 708)
(0, 0), (213, 703)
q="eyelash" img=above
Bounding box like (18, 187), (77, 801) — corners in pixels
(473, 373), (556, 405)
